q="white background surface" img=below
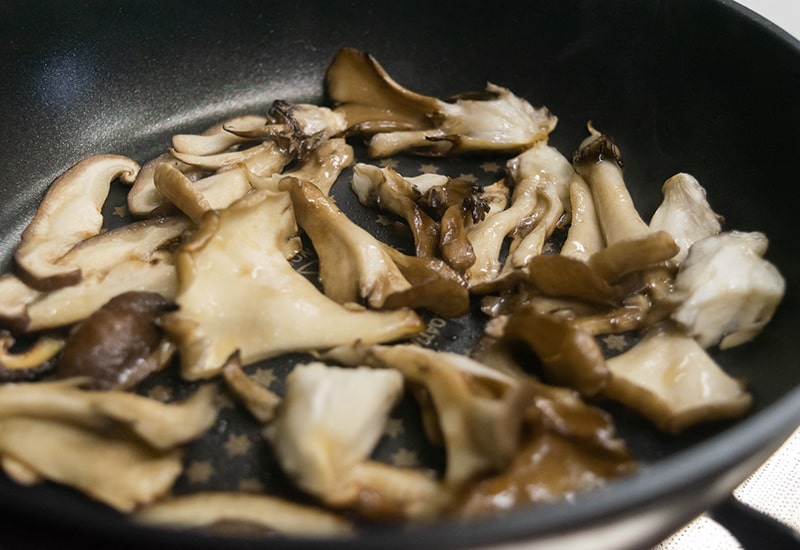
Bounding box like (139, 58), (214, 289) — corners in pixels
(656, 1), (800, 548)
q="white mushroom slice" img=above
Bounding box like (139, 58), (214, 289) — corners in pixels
(649, 172), (723, 267)
(244, 138), (354, 196)
(560, 177), (605, 262)
(127, 153), (207, 218)
(132, 492), (353, 537)
(0, 380), (219, 450)
(161, 189), (424, 379)
(502, 141), (573, 271)
(326, 343), (533, 485)
(172, 115), (268, 156)
(169, 141), (290, 176)
(264, 362), (404, 506)
(153, 163), (251, 224)
(604, 323), (752, 434)
(14, 155), (140, 290)
(0, 416), (183, 512)
(669, 231), (785, 349)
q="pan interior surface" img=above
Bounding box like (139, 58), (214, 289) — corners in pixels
(0, 1), (799, 548)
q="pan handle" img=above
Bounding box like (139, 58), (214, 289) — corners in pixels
(708, 495), (800, 549)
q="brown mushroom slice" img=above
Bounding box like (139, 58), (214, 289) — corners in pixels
(587, 230), (679, 284)
(14, 155), (140, 290)
(326, 343), (534, 486)
(132, 492), (354, 537)
(649, 172), (723, 267)
(57, 291), (177, 390)
(264, 362), (404, 506)
(0, 380), (219, 450)
(244, 137), (354, 196)
(604, 323), (752, 434)
(0, 416), (182, 512)
(127, 153), (208, 218)
(351, 163), (440, 258)
(282, 177), (468, 317)
(572, 126), (650, 245)
(560, 177), (605, 262)
(525, 254), (622, 307)
(171, 115), (268, 156)
(0, 330), (63, 382)
(500, 305), (609, 396)
(153, 163), (251, 224)
(222, 353), (281, 424)
(161, 189), (424, 379)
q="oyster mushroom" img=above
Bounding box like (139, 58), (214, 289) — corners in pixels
(0, 330), (63, 382)
(604, 323), (752, 434)
(12, 216), (191, 332)
(171, 114), (268, 156)
(13, 155), (140, 291)
(669, 231), (786, 349)
(326, 47), (557, 157)
(127, 153), (207, 218)
(222, 352), (281, 424)
(559, 176), (605, 262)
(56, 291), (177, 390)
(133, 492), (353, 537)
(325, 343), (534, 486)
(161, 188), (424, 379)
(649, 172), (723, 267)
(281, 177), (469, 317)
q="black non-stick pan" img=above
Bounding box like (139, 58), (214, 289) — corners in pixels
(1, 1), (799, 548)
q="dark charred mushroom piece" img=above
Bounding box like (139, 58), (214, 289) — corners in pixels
(57, 291), (177, 390)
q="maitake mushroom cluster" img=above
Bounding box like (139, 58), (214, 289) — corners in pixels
(0, 47), (785, 537)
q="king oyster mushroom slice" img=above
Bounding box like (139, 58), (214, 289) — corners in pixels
(0, 379), (219, 450)
(133, 491), (354, 537)
(161, 188), (424, 380)
(56, 291), (177, 390)
(281, 177), (469, 317)
(326, 47), (557, 157)
(14, 155), (140, 291)
(351, 163), (441, 258)
(0, 416), (183, 512)
(649, 172), (723, 268)
(244, 137), (354, 196)
(17, 216), (191, 332)
(325, 343), (534, 486)
(669, 231), (786, 349)
(604, 322), (752, 434)
(0, 330), (64, 382)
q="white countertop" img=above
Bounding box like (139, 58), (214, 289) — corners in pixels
(657, 2), (800, 548)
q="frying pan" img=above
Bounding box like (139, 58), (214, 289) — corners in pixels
(0, 0), (799, 548)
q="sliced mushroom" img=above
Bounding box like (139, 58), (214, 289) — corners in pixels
(161, 189), (424, 379)
(14, 155), (140, 290)
(604, 323), (752, 434)
(127, 153), (207, 218)
(351, 163), (441, 258)
(56, 291), (177, 390)
(560, 176), (605, 262)
(172, 115), (268, 156)
(222, 353), (281, 424)
(132, 491), (353, 537)
(0, 330), (63, 382)
(325, 343), (534, 486)
(281, 177), (469, 317)
(168, 141), (290, 175)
